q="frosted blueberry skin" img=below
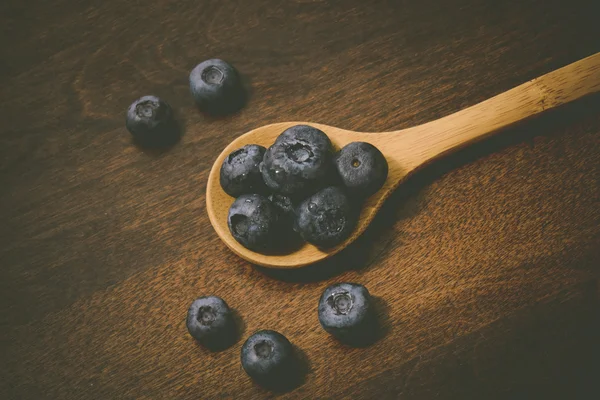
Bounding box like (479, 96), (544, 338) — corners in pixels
(227, 194), (281, 252)
(186, 296), (236, 350)
(220, 144), (267, 197)
(125, 95), (179, 147)
(189, 59), (246, 115)
(318, 282), (376, 345)
(241, 330), (297, 389)
(260, 125), (333, 197)
(294, 187), (358, 248)
(334, 141), (388, 199)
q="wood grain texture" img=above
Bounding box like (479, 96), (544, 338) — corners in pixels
(206, 54), (600, 268)
(1, 0), (599, 398)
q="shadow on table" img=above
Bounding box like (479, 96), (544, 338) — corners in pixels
(335, 279), (600, 399)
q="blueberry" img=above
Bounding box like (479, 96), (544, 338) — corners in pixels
(125, 95), (178, 147)
(241, 330), (296, 388)
(227, 194), (281, 252)
(294, 186), (358, 248)
(318, 282), (376, 345)
(189, 59), (245, 115)
(334, 142), (388, 198)
(268, 193), (296, 219)
(267, 193), (305, 251)
(220, 144), (267, 197)
(186, 296), (236, 350)
(260, 125), (333, 196)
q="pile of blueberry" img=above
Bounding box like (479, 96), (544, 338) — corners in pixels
(187, 282), (378, 389)
(124, 57), (388, 253)
(222, 126), (388, 253)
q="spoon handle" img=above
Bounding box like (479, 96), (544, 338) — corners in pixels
(397, 52), (600, 170)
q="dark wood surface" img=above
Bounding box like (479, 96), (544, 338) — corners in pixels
(1, 0), (599, 398)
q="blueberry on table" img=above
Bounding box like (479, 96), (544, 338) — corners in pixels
(334, 141), (388, 198)
(186, 296), (236, 350)
(220, 144), (267, 197)
(318, 282), (376, 345)
(241, 330), (297, 389)
(260, 125), (333, 196)
(294, 186), (358, 248)
(125, 95), (178, 147)
(189, 59), (245, 115)
(227, 194), (281, 252)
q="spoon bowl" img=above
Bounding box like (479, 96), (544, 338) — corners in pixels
(206, 53), (600, 268)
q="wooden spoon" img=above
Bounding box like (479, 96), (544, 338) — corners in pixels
(206, 52), (600, 269)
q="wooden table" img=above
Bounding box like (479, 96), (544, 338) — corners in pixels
(2, 0), (599, 398)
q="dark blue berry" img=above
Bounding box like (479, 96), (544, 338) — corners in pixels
(260, 125), (333, 196)
(220, 145), (267, 197)
(334, 142), (388, 198)
(268, 193), (296, 219)
(318, 283), (375, 345)
(241, 330), (296, 388)
(227, 194), (280, 252)
(189, 59), (245, 115)
(267, 193), (304, 251)
(186, 296), (236, 350)
(125, 95), (178, 147)
(294, 187), (358, 248)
